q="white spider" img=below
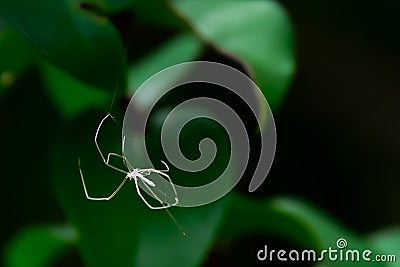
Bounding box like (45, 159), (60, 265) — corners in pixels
(78, 114), (179, 210)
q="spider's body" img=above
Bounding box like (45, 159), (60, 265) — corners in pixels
(128, 169), (156, 187)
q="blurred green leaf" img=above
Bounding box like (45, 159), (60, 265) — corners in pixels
(128, 33), (203, 95)
(171, 0), (295, 110)
(220, 194), (387, 266)
(3, 225), (76, 267)
(134, 198), (228, 267)
(0, 0), (125, 92)
(50, 110), (228, 267)
(130, 0), (185, 29)
(368, 228), (400, 267)
(0, 26), (33, 96)
(39, 60), (110, 120)
(74, 0), (133, 14)
(148, 105), (231, 188)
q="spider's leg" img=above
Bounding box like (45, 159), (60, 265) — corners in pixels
(159, 160), (170, 173)
(134, 176), (185, 235)
(78, 158), (128, 201)
(125, 160), (139, 179)
(121, 136), (128, 167)
(104, 152), (129, 175)
(95, 114), (127, 174)
(134, 176), (172, 209)
(139, 160), (169, 173)
(148, 169), (179, 206)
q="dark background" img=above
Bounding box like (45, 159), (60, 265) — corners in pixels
(269, 0), (400, 232)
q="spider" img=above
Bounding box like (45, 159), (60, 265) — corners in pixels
(78, 114), (179, 210)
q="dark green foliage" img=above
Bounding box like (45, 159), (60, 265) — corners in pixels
(0, 1), (398, 267)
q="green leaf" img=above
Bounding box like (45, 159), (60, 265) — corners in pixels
(0, 26), (34, 96)
(130, 0), (185, 29)
(0, 0), (125, 92)
(220, 194), (387, 267)
(75, 0), (133, 14)
(39, 60), (110, 120)
(127, 33), (203, 95)
(49, 110), (228, 267)
(3, 225), (76, 267)
(171, 0), (295, 110)
(368, 228), (400, 267)
(134, 199), (228, 267)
